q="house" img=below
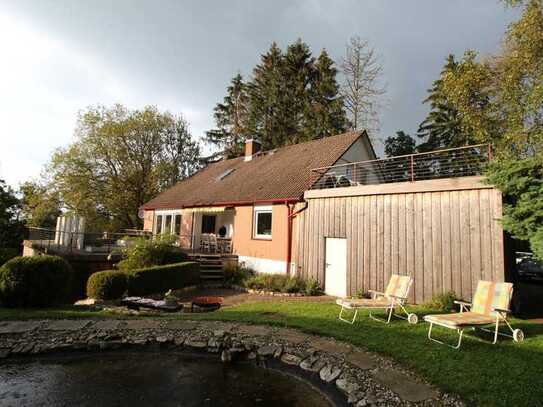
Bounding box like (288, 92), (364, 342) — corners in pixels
(140, 131), (377, 275)
(141, 133), (505, 303)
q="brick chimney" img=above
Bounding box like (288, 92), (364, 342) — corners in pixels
(244, 138), (261, 162)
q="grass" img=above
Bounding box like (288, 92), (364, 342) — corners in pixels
(1, 301), (542, 406)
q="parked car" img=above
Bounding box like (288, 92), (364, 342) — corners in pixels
(516, 252), (543, 282)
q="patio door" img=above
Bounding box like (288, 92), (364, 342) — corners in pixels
(325, 238), (347, 297)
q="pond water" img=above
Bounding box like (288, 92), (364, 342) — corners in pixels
(0, 351), (335, 407)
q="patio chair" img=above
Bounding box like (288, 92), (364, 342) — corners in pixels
(336, 274), (418, 325)
(423, 281), (525, 349)
(200, 234), (210, 252)
(208, 234), (218, 253)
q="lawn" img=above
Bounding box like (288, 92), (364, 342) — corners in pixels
(1, 301), (541, 406)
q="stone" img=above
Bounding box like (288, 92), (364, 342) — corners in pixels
(273, 346), (283, 358)
(213, 330), (226, 338)
(371, 368), (438, 402)
(156, 336), (170, 343)
(280, 353), (302, 366)
(336, 377), (361, 395)
(238, 325), (271, 336)
(93, 320), (121, 331)
(275, 328), (308, 344)
(221, 349), (232, 362)
(0, 321), (42, 334)
(45, 320), (90, 331)
(348, 391), (365, 404)
(174, 337), (185, 346)
(164, 320), (198, 331)
(345, 351), (376, 370)
(185, 339), (207, 349)
(247, 351), (257, 360)
(310, 337), (352, 355)
(257, 345), (277, 358)
(124, 320), (163, 330)
(319, 364), (342, 383)
(300, 356), (326, 373)
(207, 337), (222, 349)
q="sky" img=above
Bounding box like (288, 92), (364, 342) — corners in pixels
(0, 0), (520, 188)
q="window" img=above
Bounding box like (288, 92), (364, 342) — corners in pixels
(154, 211), (182, 236)
(155, 215), (163, 235)
(201, 215), (216, 234)
(253, 205), (272, 239)
(174, 214), (182, 236)
(164, 215), (172, 235)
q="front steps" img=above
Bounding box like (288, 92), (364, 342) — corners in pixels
(191, 254), (225, 283)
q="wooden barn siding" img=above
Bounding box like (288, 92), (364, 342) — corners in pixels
(295, 187), (504, 303)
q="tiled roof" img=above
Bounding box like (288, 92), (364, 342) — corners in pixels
(141, 131), (366, 209)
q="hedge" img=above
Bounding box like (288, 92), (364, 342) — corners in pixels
(0, 248), (19, 267)
(126, 262), (200, 296)
(0, 255), (73, 307)
(86, 261), (200, 300)
(86, 270), (128, 300)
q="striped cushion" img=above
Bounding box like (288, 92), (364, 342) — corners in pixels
(471, 281), (513, 316)
(384, 275), (412, 299)
(424, 312), (496, 328)
(336, 298), (392, 309)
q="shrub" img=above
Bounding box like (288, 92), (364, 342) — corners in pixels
(86, 270), (128, 300)
(424, 291), (457, 312)
(244, 273), (304, 293)
(116, 235), (188, 271)
(224, 263), (255, 285)
(0, 255), (73, 307)
(304, 278), (323, 296)
(126, 262), (200, 296)
(0, 248), (19, 267)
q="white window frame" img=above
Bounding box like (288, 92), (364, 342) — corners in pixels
(154, 210), (182, 236)
(253, 205), (272, 240)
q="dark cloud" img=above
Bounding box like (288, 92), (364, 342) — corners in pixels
(0, 0), (519, 186)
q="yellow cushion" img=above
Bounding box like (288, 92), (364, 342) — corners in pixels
(424, 312), (496, 328)
(471, 281), (513, 316)
(384, 275), (412, 299)
(336, 298), (392, 309)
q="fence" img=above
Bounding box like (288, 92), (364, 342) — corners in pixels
(310, 144), (492, 190)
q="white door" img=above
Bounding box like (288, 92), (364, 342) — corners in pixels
(325, 238), (347, 297)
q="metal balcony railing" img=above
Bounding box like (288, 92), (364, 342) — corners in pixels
(310, 144), (492, 190)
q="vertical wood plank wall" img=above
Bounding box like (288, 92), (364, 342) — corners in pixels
(295, 185), (504, 303)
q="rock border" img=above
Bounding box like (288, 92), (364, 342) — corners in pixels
(0, 319), (462, 407)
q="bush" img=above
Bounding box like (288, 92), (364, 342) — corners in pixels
(116, 235), (188, 271)
(424, 291), (457, 312)
(0, 248), (19, 267)
(126, 262), (200, 296)
(0, 255), (73, 307)
(304, 278), (323, 296)
(244, 273), (305, 293)
(86, 270), (128, 300)
(224, 263), (255, 285)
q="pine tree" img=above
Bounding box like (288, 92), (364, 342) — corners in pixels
(417, 55), (474, 152)
(205, 74), (250, 157)
(306, 50), (347, 141)
(281, 39), (315, 144)
(247, 42), (285, 149)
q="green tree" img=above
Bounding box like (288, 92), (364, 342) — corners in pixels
(247, 42), (285, 150)
(49, 105), (200, 231)
(205, 74), (250, 158)
(417, 55), (474, 152)
(19, 181), (61, 228)
(306, 50), (347, 141)
(384, 131), (417, 157)
(0, 180), (25, 249)
(486, 154), (543, 260)
(221, 40), (347, 152)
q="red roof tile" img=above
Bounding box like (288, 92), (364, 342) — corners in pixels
(141, 131), (366, 209)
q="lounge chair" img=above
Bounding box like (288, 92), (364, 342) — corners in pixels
(423, 281), (525, 349)
(336, 274), (418, 325)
